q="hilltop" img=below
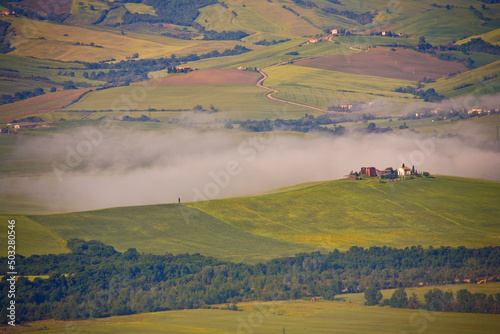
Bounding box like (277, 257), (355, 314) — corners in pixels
(4, 175), (499, 263)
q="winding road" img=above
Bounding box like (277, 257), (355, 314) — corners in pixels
(256, 61), (327, 113)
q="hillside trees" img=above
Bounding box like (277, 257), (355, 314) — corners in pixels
(386, 287), (500, 313)
(119, 0), (218, 26)
(389, 287), (408, 308)
(0, 20), (14, 54)
(364, 286), (383, 305)
(1, 241), (499, 324)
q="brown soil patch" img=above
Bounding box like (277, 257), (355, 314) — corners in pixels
(140, 69), (262, 86)
(294, 47), (468, 81)
(0, 88), (92, 122)
(21, 0), (72, 14)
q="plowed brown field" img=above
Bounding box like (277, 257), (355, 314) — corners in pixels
(140, 69), (261, 86)
(294, 47), (468, 81)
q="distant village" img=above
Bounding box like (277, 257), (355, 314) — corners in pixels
(346, 164), (426, 180)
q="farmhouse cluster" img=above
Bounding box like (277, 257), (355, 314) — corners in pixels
(346, 164), (422, 180)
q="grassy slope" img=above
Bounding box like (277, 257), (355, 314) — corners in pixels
(21, 283), (500, 334)
(0, 214), (69, 257)
(425, 60), (500, 98)
(262, 64), (416, 112)
(123, 3), (156, 16)
(0, 54), (106, 92)
(14, 176), (500, 263)
(187, 40), (360, 71)
(66, 83), (310, 119)
(196, 0), (322, 40)
(192, 176), (500, 251)
(25, 204), (315, 263)
(457, 28), (500, 46)
(2, 16), (240, 62)
(394, 6), (497, 44)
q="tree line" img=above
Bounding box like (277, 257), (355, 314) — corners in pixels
(1, 240), (498, 324)
(0, 20), (14, 54)
(235, 115), (346, 135)
(366, 287), (500, 314)
(117, 0), (218, 27)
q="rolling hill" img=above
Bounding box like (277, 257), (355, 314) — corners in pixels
(4, 176), (499, 263)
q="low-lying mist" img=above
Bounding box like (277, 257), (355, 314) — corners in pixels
(2, 122), (500, 213)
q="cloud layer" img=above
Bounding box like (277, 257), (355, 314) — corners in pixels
(2, 123), (499, 213)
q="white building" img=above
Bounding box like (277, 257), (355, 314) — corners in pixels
(397, 166), (411, 176)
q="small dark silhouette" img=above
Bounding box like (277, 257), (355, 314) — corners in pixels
(178, 198), (181, 204)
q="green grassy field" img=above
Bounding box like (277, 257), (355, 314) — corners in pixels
(65, 83), (312, 120)
(16, 283), (500, 334)
(123, 3), (156, 16)
(191, 176), (500, 251)
(261, 64), (418, 113)
(17, 205), (316, 263)
(391, 6), (498, 44)
(425, 60), (500, 98)
(1, 16), (239, 62)
(4, 176), (498, 263)
(195, 0), (323, 38)
(457, 28), (500, 46)
(0, 54), (107, 92)
(187, 39), (359, 70)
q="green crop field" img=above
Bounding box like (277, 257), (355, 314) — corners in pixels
(457, 28), (500, 46)
(187, 39), (358, 70)
(19, 283), (500, 334)
(196, 2), (290, 43)
(2, 17), (207, 62)
(65, 83), (311, 120)
(5, 176), (499, 263)
(261, 64), (417, 112)
(190, 176), (500, 251)
(393, 6), (497, 44)
(123, 3), (156, 16)
(424, 60), (500, 98)
(14, 205), (316, 263)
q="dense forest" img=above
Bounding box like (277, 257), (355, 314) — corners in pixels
(1, 240), (498, 323)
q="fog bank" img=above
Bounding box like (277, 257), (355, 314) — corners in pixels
(2, 125), (499, 212)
